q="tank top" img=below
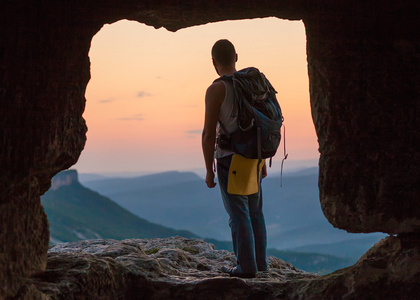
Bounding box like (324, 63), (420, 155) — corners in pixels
(215, 79), (238, 159)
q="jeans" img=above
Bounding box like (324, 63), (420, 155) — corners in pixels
(217, 155), (268, 274)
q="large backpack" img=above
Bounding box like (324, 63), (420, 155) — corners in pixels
(216, 67), (284, 162)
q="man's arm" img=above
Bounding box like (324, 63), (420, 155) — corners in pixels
(202, 81), (225, 188)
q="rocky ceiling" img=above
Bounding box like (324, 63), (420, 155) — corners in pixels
(0, 0), (419, 299)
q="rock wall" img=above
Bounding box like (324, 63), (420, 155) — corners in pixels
(305, 3), (420, 234)
(0, 0), (419, 299)
(1, 3), (94, 297)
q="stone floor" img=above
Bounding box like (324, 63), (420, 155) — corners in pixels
(16, 237), (315, 299)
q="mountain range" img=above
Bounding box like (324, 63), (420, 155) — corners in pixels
(41, 170), (198, 243)
(42, 168), (386, 273)
(82, 168), (386, 258)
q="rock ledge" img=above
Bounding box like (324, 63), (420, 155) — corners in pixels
(16, 235), (420, 299)
(18, 237), (314, 299)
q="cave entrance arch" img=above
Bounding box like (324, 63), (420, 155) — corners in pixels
(2, 2), (419, 298)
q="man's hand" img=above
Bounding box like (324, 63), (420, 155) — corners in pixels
(205, 170), (217, 188)
(261, 164), (267, 179)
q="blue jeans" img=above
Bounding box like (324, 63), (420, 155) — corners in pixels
(217, 155), (268, 274)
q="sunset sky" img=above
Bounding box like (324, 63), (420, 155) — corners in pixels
(73, 17), (319, 175)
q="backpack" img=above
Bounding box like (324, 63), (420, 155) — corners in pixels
(216, 67), (284, 162)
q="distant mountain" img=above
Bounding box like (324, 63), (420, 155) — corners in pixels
(83, 169), (385, 254)
(77, 173), (108, 182)
(288, 235), (387, 260)
(84, 171), (228, 239)
(43, 169), (371, 274)
(41, 170), (198, 243)
(262, 175), (386, 249)
(283, 166), (319, 177)
(266, 248), (354, 274)
(84, 171), (202, 194)
(77, 160), (320, 183)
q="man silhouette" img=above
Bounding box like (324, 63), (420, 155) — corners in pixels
(202, 39), (268, 278)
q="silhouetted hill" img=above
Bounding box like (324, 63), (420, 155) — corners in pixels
(41, 170), (198, 243)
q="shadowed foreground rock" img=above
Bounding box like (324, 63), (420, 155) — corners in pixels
(14, 235), (420, 300)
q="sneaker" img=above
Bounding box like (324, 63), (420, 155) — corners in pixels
(221, 266), (256, 278)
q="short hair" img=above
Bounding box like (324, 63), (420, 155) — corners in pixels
(211, 39), (236, 66)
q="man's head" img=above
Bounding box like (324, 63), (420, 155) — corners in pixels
(211, 39), (237, 72)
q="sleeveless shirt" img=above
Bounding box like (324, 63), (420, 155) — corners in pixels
(215, 79), (238, 159)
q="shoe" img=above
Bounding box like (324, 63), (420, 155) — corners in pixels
(221, 266), (256, 278)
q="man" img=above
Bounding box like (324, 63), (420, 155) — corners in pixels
(202, 39), (268, 278)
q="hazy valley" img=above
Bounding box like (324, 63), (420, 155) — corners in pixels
(82, 168), (386, 255)
(41, 168), (386, 274)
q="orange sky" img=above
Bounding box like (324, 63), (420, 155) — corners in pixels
(73, 17), (319, 174)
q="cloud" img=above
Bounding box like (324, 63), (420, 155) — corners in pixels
(137, 91), (152, 98)
(185, 129), (202, 135)
(118, 114), (144, 121)
(98, 98), (114, 103)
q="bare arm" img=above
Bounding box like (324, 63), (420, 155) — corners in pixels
(202, 81), (225, 188)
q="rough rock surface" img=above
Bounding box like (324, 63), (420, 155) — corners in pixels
(305, 7), (420, 234)
(14, 236), (420, 300)
(17, 237), (315, 300)
(1, 0), (419, 299)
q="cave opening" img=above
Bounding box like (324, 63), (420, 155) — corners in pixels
(43, 16), (325, 249)
(74, 17), (318, 177)
(45, 16), (384, 263)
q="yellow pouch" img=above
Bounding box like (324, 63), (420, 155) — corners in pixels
(227, 154), (265, 195)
